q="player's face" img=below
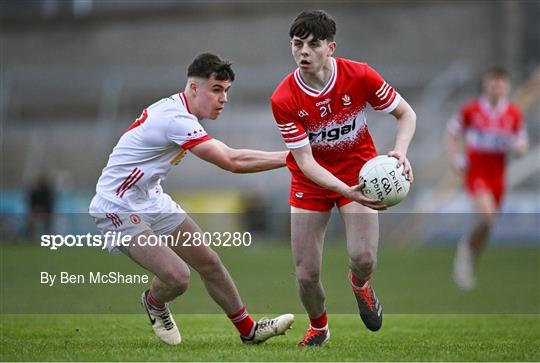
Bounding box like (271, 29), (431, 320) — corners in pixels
(194, 75), (232, 120)
(483, 76), (510, 103)
(291, 35), (335, 74)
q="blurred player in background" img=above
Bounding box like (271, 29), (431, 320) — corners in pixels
(26, 172), (55, 237)
(447, 67), (529, 290)
(89, 53), (293, 346)
(271, 10), (416, 346)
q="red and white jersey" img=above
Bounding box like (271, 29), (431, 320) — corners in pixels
(95, 92), (211, 210)
(447, 96), (525, 178)
(271, 57), (401, 192)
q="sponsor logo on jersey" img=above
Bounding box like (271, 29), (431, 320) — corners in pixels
(298, 110), (309, 118)
(308, 117), (357, 144)
(342, 94), (352, 106)
(315, 98), (332, 107)
(294, 192), (304, 199)
(467, 128), (513, 152)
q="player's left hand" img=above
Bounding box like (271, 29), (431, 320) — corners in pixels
(387, 150), (414, 183)
(512, 137), (528, 157)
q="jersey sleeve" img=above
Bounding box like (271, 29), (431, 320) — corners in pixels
(167, 114), (212, 150)
(511, 105), (528, 143)
(271, 97), (309, 149)
(447, 108), (466, 135)
(447, 103), (472, 135)
(365, 65), (401, 113)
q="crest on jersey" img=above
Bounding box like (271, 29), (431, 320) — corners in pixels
(130, 214), (141, 224)
(298, 110), (309, 118)
(342, 94), (352, 106)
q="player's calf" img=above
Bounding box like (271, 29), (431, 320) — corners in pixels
(453, 238), (477, 290)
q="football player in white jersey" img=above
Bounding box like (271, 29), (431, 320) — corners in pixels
(89, 53), (293, 346)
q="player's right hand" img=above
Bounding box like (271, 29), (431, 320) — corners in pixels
(345, 184), (387, 211)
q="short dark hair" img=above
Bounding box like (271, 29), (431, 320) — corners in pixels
(484, 66), (510, 80)
(187, 53), (235, 82)
(289, 10), (336, 41)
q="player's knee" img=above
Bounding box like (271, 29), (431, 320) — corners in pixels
(296, 268), (321, 288)
(477, 211), (497, 229)
(197, 251), (224, 278)
(349, 252), (377, 275)
(163, 267), (190, 294)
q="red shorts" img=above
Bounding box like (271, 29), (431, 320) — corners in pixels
(289, 188), (353, 212)
(466, 172), (505, 207)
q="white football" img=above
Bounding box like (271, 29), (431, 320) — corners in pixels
(359, 155), (410, 207)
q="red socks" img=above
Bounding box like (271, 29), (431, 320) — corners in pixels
(305, 272), (371, 332)
(228, 306), (256, 338)
(146, 290), (166, 309)
(309, 310), (328, 330)
(350, 271), (370, 289)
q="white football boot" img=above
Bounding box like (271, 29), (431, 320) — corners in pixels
(241, 314), (294, 344)
(453, 239), (477, 290)
(141, 290), (181, 345)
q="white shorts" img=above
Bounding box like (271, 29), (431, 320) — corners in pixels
(89, 193), (187, 254)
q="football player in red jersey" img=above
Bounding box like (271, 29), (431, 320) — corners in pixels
(271, 10), (416, 346)
(447, 67), (528, 290)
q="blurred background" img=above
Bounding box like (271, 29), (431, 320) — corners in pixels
(1, 0), (539, 240)
(1, 0), (539, 315)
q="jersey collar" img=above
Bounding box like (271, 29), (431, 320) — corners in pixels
(179, 92), (193, 114)
(479, 95), (509, 117)
(293, 57), (337, 98)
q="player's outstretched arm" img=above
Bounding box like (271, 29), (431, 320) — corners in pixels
(190, 139), (288, 173)
(291, 144), (386, 210)
(389, 98), (416, 182)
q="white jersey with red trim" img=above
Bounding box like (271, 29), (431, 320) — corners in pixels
(95, 92), (211, 211)
(271, 57), (401, 192)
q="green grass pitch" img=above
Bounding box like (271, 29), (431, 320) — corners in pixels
(1, 314), (539, 361)
(1, 243), (539, 361)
